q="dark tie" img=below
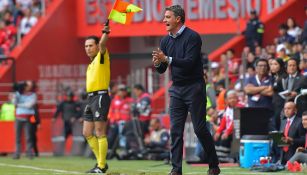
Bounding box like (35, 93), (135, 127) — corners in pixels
(288, 76), (294, 91)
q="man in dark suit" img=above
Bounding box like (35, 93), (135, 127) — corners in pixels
(276, 58), (303, 102)
(287, 111), (307, 166)
(280, 101), (305, 164)
(274, 58), (304, 128)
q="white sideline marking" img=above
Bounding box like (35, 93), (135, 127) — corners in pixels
(0, 163), (82, 174)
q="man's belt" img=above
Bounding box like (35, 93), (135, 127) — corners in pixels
(87, 90), (108, 97)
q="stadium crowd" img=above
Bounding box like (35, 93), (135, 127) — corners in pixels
(0, 0), (50, 55)
(0, 4), (307, 173)
(198, 8), (307, 171)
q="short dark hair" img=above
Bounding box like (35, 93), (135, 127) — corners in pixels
(287, 58), (299, 66)
(279, 24), (288, 30)
(255, 58), (269, 67)
(134, 84), (145, 91)
(250, 9), (257, 15)
(85, 35), (99, 44)
(302, 111), (307, 117)
(165, 5), (185, 24)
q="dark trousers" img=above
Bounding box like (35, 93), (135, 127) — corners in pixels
(30, 124), (39, 156)
(169, 81), (219, 173)
(15, 118), (33, 157)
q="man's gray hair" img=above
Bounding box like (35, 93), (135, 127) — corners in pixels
(165, 5), (185, 24)
(226, 90), (237, 98)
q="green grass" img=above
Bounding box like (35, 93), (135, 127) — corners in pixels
(0, 156), (305, 175)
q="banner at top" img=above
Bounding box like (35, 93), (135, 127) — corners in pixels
(76, 0), (288, 37)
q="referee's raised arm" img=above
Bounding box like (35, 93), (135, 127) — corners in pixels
(99, 21), (110, 54)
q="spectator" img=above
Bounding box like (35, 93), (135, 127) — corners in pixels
(109, 81), (118, 100)
(254, 46), (262, 57)
(108, 84), (132, 124)
(108, 85), (124, 151)
(132, 84), (151, 135)
(225, 49), (240, 75)
(144, 118), (170, 161)
(13, 80), (37, 159)
(30, 103), (40, 157)
(234, 66), (255, 92)
(0, 20), (9, 55)
(211, 61), (224, 84)
(107, 84), (133, 158)
(214, 90), (243, 163)
(117, 85), (133, 122)
(32, 0), (42, 18)
(276, 46), (290, 62)
(16, 0), (32, 11)
(299, 49), (307, 76)
(244, 10), (264, 52)
(0, 92), (15, 121)
(280, 101), (305, 165)
(215, 80), (226, 111)
(275, 58), (303, 102)
(20, 7), (37, 37)
(270, 58), (287, 130)
(300, 6), (307, 45)
(292, 42), (303, 60)
(244, 58), (273, 108)
(286, 17), (302, 42)
(203, 72), (216, 110)
(12, 2), (23, 26)
(286, 111), (307, 170)
(3, 10), (16, 49)
(275, 24), (295, 45)
(266, 44), (277, 56)
(52, 91), (81, 139)
(207, 107), (222, 135)
(246, 52), (257, 69)
(0, 0), (9, 13)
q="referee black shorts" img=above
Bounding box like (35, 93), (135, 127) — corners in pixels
(83, 91), (111, 122)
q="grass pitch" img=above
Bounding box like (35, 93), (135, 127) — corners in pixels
(0, 156), (305, 175)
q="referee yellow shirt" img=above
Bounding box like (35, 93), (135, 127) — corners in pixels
(86, 50), (110, 92)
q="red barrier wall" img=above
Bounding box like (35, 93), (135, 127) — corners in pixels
(0, 122), (15, 152)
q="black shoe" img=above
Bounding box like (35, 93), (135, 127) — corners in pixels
(100, 163), (108, 173)
(168, 171), (182, 175)
(207, 167), (221, 175)
(86, 163), (108, 173)
(86, 163), (98, 173)
(87, 167), (103, 173)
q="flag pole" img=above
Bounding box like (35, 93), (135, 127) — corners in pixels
(106, 0), (118, 24)
(105, 19), (109, 26)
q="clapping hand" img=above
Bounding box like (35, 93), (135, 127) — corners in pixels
(152, 48), (167, 66)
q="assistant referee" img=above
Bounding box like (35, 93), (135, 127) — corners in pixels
(82, 22), (111, 174)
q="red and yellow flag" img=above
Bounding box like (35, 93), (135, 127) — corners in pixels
(108, 0), (142, 24)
